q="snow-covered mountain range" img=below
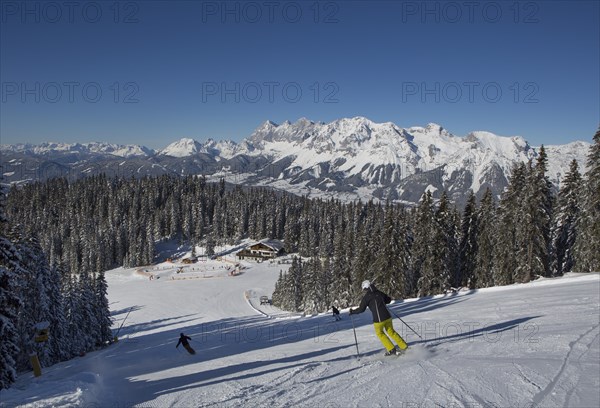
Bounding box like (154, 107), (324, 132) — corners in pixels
(1, 117), (591, 205)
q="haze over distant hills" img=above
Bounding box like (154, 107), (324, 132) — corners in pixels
(1, 117), (591, 206)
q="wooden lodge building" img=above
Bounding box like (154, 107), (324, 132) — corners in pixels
(236, 239), (284, 261)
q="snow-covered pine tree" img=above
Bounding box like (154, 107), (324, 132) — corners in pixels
(321, 256), (334, 312)
(318, 206), (335, 259)
(412, 192), (433, 296)
(0, 186), (22, 389)
(434, 192), (458, 291)
(519, 146), (554, 282)
(298, 209), (313, 257)
(271, 270), (286, 309)
(283, 205), (300, 254)
(46, 264), (69, 364)
(78, 269), (99, 350)
(473, 188), (496, 287)
(11, 234), (53, 371)
(414, 191), (452, 296)
(0, 245), (21, 389)
(493, 162), (528, 285)
(62, 273), (86, 357)
(574, 127), (600, 271)
(275, 194), (288, 241)
(290, 256), (304, 312)
(94, 271), (113, 346)
(371, 203), (409, 298)
(552, 159), (582, 275)
(351, 217), (374, 299)
(330, 209), (352, 307)
(272, 257), (304, 312)
(302, 257), (329, 314)
(459, 191), (478, 288)
(205, 234), (216, 257)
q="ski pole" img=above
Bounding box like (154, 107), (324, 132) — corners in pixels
(114, 306), (133, 340)
(350, 314), (360, 359)
(392, 311), (422, 340)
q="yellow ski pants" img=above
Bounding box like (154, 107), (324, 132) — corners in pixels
(373, 318), (408, 352)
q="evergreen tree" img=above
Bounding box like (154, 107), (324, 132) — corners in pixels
(493, 162), (527, 285)
(63, 273), (86, 357)
(434, 191), (462, 293)
(272, 257), (304, 312)
(271, 271), (289, 310)
(0, 188), (21, 389)
(290, 257), (304, 312)
(414, 191), (452, 296)
(459, 191), (478, 288)
(330, 210), (352, 307)
(473, 189), (496, 287)
(412, 192), (434, 296)
(321, 256), (335, 311)
(0, 247), (20, 389)
(94, 271), (113, 345)
(351, 220), (373, 298)
(12, 234), (53, 370)
(372, 204), (409, 298)
(437, 192), (460, 290)
(574, 127), (600, 271)
(518, 146), (554, 281)
(46, 264), (69, 364)
(552, 159), (582, 275)
(301, 258), (325, 314)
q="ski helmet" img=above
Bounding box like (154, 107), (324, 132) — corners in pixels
(361, 280), (371, 290)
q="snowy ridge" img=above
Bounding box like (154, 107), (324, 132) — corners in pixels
(544, 141), (592, 187)
(200, 117), (586, 196)
(1, 141), (155, 158)
(158, 138), (205, 157)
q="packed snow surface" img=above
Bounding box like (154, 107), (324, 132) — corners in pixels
(1, 254), (598, 408)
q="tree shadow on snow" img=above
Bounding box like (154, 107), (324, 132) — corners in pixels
(96, 313), (365, 406)
(389, 292), (471, 318)
(110, 305), (144, 318)
(411, 315), (543, 347)
(148, 344), (356, 398)
(116, 314), (200, 339)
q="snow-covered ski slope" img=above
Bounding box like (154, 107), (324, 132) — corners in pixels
(2, 256), (599, 408)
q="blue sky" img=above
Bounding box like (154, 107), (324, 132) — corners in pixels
(1, 0), (599, 149)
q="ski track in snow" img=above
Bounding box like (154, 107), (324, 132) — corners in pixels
(1, 258), (598, 408)
(532, 323), (600, 408)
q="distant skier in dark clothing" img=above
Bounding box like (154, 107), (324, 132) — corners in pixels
(349, 280), (408, 356)
(176, 332), (196, 355)
(332, 306), (342, 321)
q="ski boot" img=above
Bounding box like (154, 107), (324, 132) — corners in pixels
(394, 346), (407, 356)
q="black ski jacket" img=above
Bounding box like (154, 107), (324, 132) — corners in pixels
(350, 287), (392, 323)
(176, 335), (191, 348)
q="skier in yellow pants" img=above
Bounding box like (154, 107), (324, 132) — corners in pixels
(349, 280), (408, 356)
